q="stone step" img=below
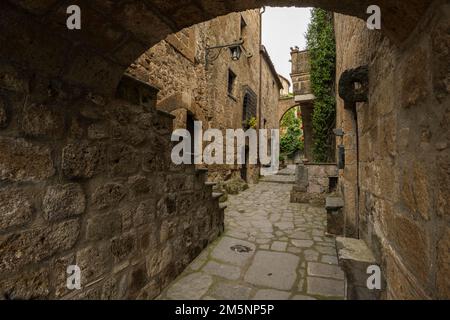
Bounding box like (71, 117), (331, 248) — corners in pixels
(212, 192), (223, 200)
(259, 175), (295, 184)
(219, 203), (227, 210)
(325, 197), (344, 236)
(205, 181), (217, 187)
(335, 237), (381, 300)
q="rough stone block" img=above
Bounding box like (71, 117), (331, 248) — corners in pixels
(385, 211), (430, 284)
(62, 143), (104, 179)
(21, 103), (64, 138)
(135, 199), (157, 226)
(128, 175), (152, 196)
(0, 219), (80, 273)
(43, 183), (85, 221)
(0, 137), (54, 182)
(76, 243), (112, 286)
(400, 46), (429, 109)
(86, 211), (121, 241)
(111, 233), (136, 261)
(92, 183), (126, 210)
(108, 144), (139, 176)
(53, 253), (75, 298)
(385, 251), (427, 299)
(0, 267), (50, 300)
(157, 195), (176, 219)
(147, 245), (173, 278)
(0, 187), (34, 230)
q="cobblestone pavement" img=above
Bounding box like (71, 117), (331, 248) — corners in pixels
(158, 173), (345, 300)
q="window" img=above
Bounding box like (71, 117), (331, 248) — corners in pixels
(242, 87), (257, 122)
(228, 69), (237, 96)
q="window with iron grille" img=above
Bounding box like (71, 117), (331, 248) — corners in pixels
(242, 87), (257, 121)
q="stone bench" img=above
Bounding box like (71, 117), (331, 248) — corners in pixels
(336, 237), (382, 300)
(325, 196), (344, 235)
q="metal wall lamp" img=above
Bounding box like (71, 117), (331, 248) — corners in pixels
(205, 39), (251, 69)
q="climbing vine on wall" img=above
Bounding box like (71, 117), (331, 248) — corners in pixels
(306, 8), (336, 163)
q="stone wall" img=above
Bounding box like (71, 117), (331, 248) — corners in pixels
(0, 71), (224, 299)
(291, 163), (337, 204)
(335, 0), (449, 299)
(127, 10), (281, 185)
(261, 47), (283, 131)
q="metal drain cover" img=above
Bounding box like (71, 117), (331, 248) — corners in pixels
(230, 245), (252, 253)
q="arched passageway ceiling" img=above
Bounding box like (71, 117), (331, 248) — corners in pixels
(1, 0), (432, 95)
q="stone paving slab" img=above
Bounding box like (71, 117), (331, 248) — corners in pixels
(252, 289), (291, 300)
(158, 178), (345, 300)
(210, 282), (253, 300)
(307, 277), (345, 297)
(210, 236), (256, 267)
(307, 262), (345, 280)
(244, 251), (300, 290)
(166, 272), (213, 300)
(202, 261), (241, 280)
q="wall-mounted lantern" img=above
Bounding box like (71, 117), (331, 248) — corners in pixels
(205, 39), (251, 69)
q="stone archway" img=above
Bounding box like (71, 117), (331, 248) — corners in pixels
(1, 0), (448, 301)
(0, 1), (432, 95)
(279, 101), (317, 162)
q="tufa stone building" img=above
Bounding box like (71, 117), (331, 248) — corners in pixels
(0, 0), (448, 300)
(127, 9), (282, 185)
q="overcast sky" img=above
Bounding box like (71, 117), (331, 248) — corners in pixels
(262, 7), (311, 88)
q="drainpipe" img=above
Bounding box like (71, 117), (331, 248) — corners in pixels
(258, 6), (265, 130)
(338, 65), (369, 239)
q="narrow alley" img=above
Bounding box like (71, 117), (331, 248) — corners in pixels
(0, 0), (448, 302)
(158, 167), (345, 300)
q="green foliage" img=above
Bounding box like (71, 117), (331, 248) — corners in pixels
(306, 8), (336, 162)
(245, 116), (257, 129)
(280, 108), (304, 157)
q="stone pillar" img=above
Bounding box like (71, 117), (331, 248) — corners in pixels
(290, 163), (310, 203)
(300, 104), (314, 161)
(295, 163), (309, 191)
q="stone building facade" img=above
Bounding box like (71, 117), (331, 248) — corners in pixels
(261, 46), (283, 131)
(334, 1), (449, 299)
(127, 10), (282, 184)
(279, 74), (291, 97)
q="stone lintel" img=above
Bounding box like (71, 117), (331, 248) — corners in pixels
(294, 94), (315, 103)
(326, 197), (344, 211)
